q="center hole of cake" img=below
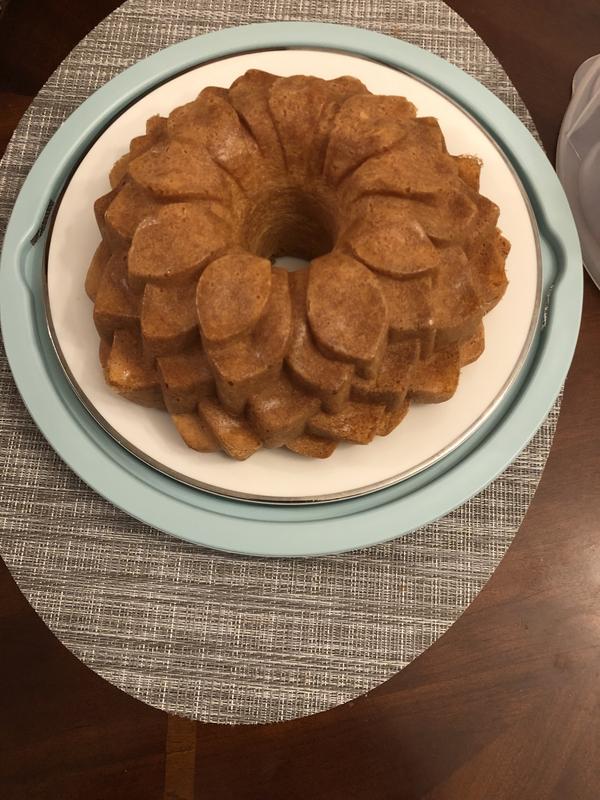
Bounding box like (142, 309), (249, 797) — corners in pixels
(244, 187), (336, 270)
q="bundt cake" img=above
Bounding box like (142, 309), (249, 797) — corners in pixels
(86, 69), (510, 460)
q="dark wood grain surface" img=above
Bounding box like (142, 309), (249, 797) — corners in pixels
(1, 2), (599, 798)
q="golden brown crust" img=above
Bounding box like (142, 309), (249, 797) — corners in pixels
(269, 75), (340, 178)
(377, 273), (435, 356)
(88, 69), (510, 458)
(324, 94), (416, 185)
(204, 268), (292, 415)
(171, 412), (220, 452)
(196, 253), (271, 344)
(286, 270), (352, 413)
(167, 87), (265, 192)
(307, 253), (388, 378)
(431, 246), (482, 350)
(247, 375), (320, 448)
(198, 398), (261, 460)
(285, 433), (337, 459)
(93, 251), (141, 340)
(106, 329), (165, 409)
(307, 401), (386, 445)
(85, 240), (111, 302)
(344, 213), (440, 280)
(128, 203), (228, 291)
(376, 399), (410, 437)
(351, 340), (419, 410)
(128, 139), (229, 202)
(141, 282), (199, 357)
(455, 154), (482, 191)
(158, 344), (214, 414)
(459, 322), (485, 366)
(104, 181), (161, 249)
(410, 347), (460, 404)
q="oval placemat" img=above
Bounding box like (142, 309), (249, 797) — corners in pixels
(0, 0), (559, 724)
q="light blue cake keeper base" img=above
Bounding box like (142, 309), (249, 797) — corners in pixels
(0, 22), (582, 556)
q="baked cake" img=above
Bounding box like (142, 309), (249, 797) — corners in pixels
(86, 70), (510, 460)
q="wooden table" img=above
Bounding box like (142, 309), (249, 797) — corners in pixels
(1, 2), (599, 797)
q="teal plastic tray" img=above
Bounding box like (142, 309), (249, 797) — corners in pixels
(0, 22), (582, 556)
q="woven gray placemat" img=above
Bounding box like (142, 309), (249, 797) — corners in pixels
(0, 0), (557, 725)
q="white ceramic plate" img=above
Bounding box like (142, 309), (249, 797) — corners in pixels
(46, 48), (541, 504)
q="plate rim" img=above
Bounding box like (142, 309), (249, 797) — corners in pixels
(42, 45), (543, 505)
(0, 21), (582, 556)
